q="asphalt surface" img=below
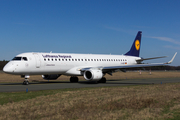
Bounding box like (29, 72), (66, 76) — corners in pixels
(0, 78), (180, 92)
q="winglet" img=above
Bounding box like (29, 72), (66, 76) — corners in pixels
(166, 52), (177, 64)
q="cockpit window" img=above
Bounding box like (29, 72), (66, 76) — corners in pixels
(12, 57), (28, 61)
(12, 57), (22, 61)
(22, 57), (28, 61)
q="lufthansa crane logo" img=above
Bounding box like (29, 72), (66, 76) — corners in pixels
(135, 40), (140, 50)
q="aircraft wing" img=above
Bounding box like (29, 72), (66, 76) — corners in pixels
(80, 63), (167, 72)
(102, 63), (166, 71)
(103, 52), (177, 71)
(81, 52), (177, 72)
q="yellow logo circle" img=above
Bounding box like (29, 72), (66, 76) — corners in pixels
(135, 40), (140, 50)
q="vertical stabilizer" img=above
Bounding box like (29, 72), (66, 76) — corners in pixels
(125, 31), (142, 57)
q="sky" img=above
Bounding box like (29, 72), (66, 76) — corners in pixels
(0, 0), (179, 66)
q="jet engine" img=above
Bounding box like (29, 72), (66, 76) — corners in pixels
(42, 74), (61, 80)
(83, 70), (103, 81)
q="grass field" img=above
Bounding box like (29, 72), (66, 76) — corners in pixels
(0, 71), (180, 83)
(0, 71), (180, 119)
(1, 83), (180, 119)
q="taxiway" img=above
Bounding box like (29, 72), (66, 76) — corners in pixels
(0, 77), (180, 92)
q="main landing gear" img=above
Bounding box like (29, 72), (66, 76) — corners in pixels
(70, 76), (79, 83)
(22, 75), (30, 85)
(98, 77), (106, 83)
(69, 76), (106, 83)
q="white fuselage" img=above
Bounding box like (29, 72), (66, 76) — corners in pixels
(3, 52), (140, 76)
(3, 31), (175, 84)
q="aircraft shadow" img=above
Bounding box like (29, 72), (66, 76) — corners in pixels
(78, 81), (153, 85)
(0, 80), (154, 85)
(104, 82), (153, 85)
(107, 79), (147, 81)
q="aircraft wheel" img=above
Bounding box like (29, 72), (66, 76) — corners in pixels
(70, 77), (79, 83)
(98, 77), (106, 83)
(26, 81), (29, 85)
(23, 81), (29, 85)
(74, 77), (79, 82)
(70, 77), (73, 82)
(23, 81), (26, 85)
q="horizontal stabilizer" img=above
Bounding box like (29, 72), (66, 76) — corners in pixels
(136, 56), (167, 63)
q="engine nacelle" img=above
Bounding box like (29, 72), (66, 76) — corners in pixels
(83, 70), (103, 81)
(42, 74), (61, 80)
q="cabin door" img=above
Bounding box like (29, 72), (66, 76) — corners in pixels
(33, 53), (41, 68)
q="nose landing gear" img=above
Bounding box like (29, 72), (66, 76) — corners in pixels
(22, 75), (30, 85)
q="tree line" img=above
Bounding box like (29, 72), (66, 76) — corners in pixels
(0, 61), (179, 71)
(0, 61), (9, 70)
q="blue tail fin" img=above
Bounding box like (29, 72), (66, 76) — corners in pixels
(125, 31), (142, 57)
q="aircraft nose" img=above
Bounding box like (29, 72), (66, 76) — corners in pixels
(3, 66), (10, 73)
(3, 63), (13, 73)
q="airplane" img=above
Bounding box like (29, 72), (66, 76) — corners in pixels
(3, 31), (177, 85)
